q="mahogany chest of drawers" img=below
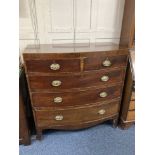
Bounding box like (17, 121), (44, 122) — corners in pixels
(23, 43), (128, 139)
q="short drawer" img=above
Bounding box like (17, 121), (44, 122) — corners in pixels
(31, 85), (122, 107)
(35, 101), (119, 127)
(127, 111), (135, 121)
(84, 54), (127, 71)
(25, 59), (80, 73)
(28, 69), (125, 91)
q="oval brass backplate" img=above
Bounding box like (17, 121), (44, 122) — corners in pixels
(99, 92), (108, 98)
(51, 80), (61, 87)
(101, 75), (109, 82)
(55, 115), (63, 121)
(98, 109), (106, 115)
(102, 59), (112, 67)
(50, 63), (60, 70)
(53, 97), (62, 103)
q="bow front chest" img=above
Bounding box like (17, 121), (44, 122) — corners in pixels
(23, 43), (128, 139)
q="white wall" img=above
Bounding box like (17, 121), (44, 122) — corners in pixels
(19, 0), (125, 52)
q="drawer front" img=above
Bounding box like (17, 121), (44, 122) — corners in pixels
(127, 111), (135, 121)
(84, 55), (127, 71)
(28, 69), (124, 91)
(32, 85), (122, 107)
(25, 59), (80, 73)
(35, 101), (119, 127)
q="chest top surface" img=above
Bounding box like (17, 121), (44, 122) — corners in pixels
(23, 43), (128, 54)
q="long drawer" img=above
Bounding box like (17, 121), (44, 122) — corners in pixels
(35, 101), (119, 127)
(31, 85), (122, 107)
(28, 69), (125, 91)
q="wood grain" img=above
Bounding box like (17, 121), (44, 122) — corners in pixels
(28, 69), (125, 91)
(31, 85), (122, 107)
(35, 101), (119, 128)
(84, 54), (127, 71)
(25, 59), (80, 73)
(126, 111), (135, 121)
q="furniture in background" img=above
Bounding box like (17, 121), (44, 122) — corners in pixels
(119, 50), (135, 129)
(19, 66), (31, 145)
(120, 0), (135, 49)
(19, 66), (35, 145)
(119, 0), (135, 129)
(23, 43), (128, 139)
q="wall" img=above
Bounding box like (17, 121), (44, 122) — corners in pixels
(19, 0), (125, 52)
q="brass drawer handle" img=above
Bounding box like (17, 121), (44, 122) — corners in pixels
(55, 115), (63, 121)
(52, 80), (61, 87)
(54, 97), (62, 103)
(100, 92), (108, 98)
(103, 59), (112, 67)
(50, 63), (60, 70)
(98, 109), (106, 115)
(101, 75), (109, 82)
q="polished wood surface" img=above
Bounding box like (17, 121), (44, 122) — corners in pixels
(23, 43), (128, 139)
(25, 59), (80, 73)
(84, 54), (127, 71)
(25, 54), (127, 73)
(31, 85), (122, 107)
(36, 117), (117, 131)
(35, 101), (119, 128)
(23, 43), (128, 54)
(28, 69), (125, 91)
